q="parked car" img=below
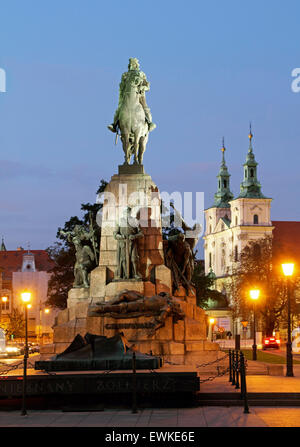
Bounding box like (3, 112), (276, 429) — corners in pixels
(5, 343), (23, 357)
(28, 342), (40, 353)
(262, 336), (280, 350)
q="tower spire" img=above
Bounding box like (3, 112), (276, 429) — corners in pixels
(213, 138), (234, 208)
(238, 125), (265, 198)
(0, 237), (6, 251)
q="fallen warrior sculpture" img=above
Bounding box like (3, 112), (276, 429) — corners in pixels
(93, 290), (185, 335)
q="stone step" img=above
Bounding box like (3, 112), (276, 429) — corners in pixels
(197, 392), (300, 406)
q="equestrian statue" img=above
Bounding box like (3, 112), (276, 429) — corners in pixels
(108, 58), (156, 165)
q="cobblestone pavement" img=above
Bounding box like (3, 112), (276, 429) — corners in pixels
(0, 407), (300, 427)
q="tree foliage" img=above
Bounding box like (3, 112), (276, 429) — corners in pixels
(192, 260), (226, 308)
(5, 308), (25, 339)
(228, 237), (299, 336)
(46, 179), (107, 309)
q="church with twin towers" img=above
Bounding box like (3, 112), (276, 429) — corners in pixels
(203, 127), (274, 296)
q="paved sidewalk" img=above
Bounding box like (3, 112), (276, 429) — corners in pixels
(0, 406), (300, 427)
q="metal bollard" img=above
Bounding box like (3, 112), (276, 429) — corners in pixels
(229, 349), (233, 383)
(231, 350), (236, 386)
(235, 351), (240, 390)
(240, 353), (249, 414)
(132, 350), (138, 414)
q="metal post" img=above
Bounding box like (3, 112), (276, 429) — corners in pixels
(286, 279), (294, 377)
(229, 349), (232, 382)
(252, 303), (257, 361)
(231, 350), (236, 386)
(21, 305), (28, 416)
(235, 334), (240, 351)
(240, 352), (249, 414)
(235, 351), (240, 389)
(132, 350), (138, 413)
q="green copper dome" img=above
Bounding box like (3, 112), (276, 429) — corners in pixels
(238, 126), (265, 199)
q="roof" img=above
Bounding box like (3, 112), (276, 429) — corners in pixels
(0, 250), (54, 281)
(272, 221), (300, 265)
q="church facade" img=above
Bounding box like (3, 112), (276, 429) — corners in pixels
(203, 130), (275, 336)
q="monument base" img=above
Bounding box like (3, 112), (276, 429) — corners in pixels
(43, 285), (222, 372)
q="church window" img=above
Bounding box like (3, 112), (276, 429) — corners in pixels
(1, 298), (9, 311)
(209, 225), (212, 233)
(209, 252), (212, 268)
(253, 214), (259, 224)
(221, 249), (226, 269)
(250, 168), (254, 178)
(245, 169), (247, 178)
(223, 180), (227, 188)
(234, 245), (238, 262)
(235, 216), (238, 226)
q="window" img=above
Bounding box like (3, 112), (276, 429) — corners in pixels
(209, 225), (212, 233)
(1, 299), (9, 311)
(234, 245), (238, 262)
(235, 216), (238, 226)
(223, 180), (227, 188)
(250, 168), (254, 178)
(253, 214), (259, 224)
(209, 253), (212, 268)
(221, 249), (226, 269)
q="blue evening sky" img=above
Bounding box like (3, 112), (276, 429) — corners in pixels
(0, 0), (299, 255)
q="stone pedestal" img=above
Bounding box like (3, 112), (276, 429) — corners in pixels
(45, 167), (221, 370)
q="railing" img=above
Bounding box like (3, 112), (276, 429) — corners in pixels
(228, 349), (249, 413)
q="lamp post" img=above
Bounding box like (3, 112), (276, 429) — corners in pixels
(250, 289), (260, 361)
(21, 291), (31, 416)
(282, 263), (295, 377)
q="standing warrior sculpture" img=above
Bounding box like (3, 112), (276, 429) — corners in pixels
(114, 207), (144, 280)
(60, 225), (96, 288)
(108, 58), (156, 165)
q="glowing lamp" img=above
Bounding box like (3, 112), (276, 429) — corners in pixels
(21, 292), (31, 303)
(250, 289), (260, 300)
(282, 263), (295, 277)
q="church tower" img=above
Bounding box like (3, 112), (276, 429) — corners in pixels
(229, 126), (273, 263)
(204, 139), (234, 276)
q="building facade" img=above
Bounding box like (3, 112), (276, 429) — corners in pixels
(0, 245), (56, 342)
(203, 129), (299, 337)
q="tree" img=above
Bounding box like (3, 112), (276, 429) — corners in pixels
(46, 179), (107, 309)
(228, 237), (299, 336)
(192, 260), (226, 308)
(5, 308), (25, 339)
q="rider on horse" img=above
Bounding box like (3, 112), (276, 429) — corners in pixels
(108, 58), (156, 134)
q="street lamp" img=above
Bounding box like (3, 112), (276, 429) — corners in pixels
(0, 296), (8, 324)
(21, 291), (31, 416)
(250, 289), (260, 361)
(282, 263), (295, 377)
